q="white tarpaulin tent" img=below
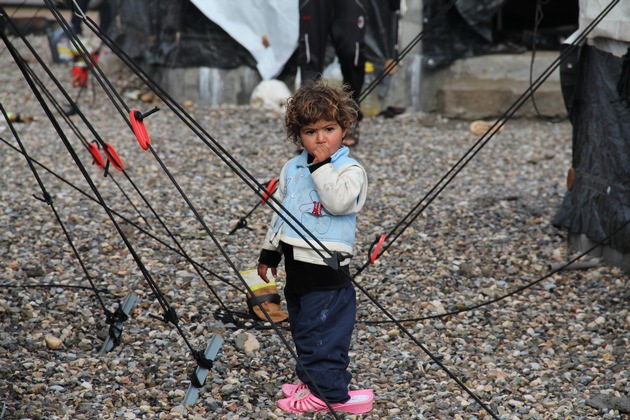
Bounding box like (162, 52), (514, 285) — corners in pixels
(189, 0), (299, 80)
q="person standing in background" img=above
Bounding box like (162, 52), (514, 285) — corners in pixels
(70, 0), (112, 35)
(298, 0), (367, 147)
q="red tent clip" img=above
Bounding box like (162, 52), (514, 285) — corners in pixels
(262, 178), (278, 204)
(130, 107), (159, 150)
(72, 64), (88, 88)
(72, 52), (98, 88)
(88, 141), (105, 169)
(370, 235), (386, 264)
(102, 142), (124, 171)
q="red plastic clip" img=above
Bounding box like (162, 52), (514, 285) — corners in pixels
(262, 178), (278, 204)
(72, 65), (88, 88)
(72, 52), (98, 88)
(370, 235), (386, 264)
(129, 107), (159, 150)
(88, 141), (105, 169)
(102, 142), (124, 171)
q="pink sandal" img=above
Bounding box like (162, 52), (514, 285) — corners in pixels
(278, 388), (374, 414)
(281, 380), (307, 397)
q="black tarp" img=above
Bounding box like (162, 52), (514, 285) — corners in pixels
(363, 0), (399, 68)
(109, 0), (256, 69)
(108, 0), (397, 78)
(422, 0), (508, 69)
(552, 45), (630, 253)
(421, 0), (579, 69)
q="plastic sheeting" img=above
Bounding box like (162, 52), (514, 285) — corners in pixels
(109, 0), (257, 70)
(552, 45), (630, 253)
(363, 0), (399, 67)
(421, 0), (507, 69)
(578, 0), (630, 44)
(109, 0), (397, 81)
(188, 0), (298, 80)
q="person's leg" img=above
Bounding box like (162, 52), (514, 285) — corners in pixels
(330, 0), (367, 106)
(291, 287), (356, 403)
(70, 0), (90, 34)
(331, 0), (367, 147)
(284, 292), (302, 357)
(298, 0), (334, 84)
(98, 0), (113, 35)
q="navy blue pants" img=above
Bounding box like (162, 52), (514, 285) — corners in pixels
(285, 286), (356, 403)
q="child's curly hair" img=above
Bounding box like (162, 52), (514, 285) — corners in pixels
(285, 80), (359, 146)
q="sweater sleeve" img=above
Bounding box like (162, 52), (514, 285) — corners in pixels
(310, 163), (368, 215)
(258, 248), (282, 267)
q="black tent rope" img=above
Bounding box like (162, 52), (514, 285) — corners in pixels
(354, 0), (621, 279)
(347, 5), (621, 405)
(43, 3), (342, 413)
(55, 0), (621, 416)
(352, 0), (620, 413)
(0, 99), (112, 314)
(3, 7), (334, 412)
(18, 50), (153, 229)
(0, 29), (204, 360)
(0, 0), (40, 57)
(0, 134), (243, 294)
(4, 7), (249, 324)
(16, 0), (624, 416)
(362, 216), (630, 325)
(2, 101), (129, 328)
(344, 0), (621, 411)
(0, 129), (264, 333)
(45, 2), (130, 123)
(3, 10), (156, 232)
(359, 0), (457, 104)
(26, 5), (455, 415)
(0, 7), (180, 308)
(65, 3), (499, 416)
(28, 33), (245, 320)
(47, 1), (344, 290)
(0, 283), (110, 293)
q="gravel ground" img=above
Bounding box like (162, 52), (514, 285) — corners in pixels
(1, 36), (629, 419)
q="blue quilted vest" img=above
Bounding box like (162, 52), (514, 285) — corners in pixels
(273, 147), (358, 250)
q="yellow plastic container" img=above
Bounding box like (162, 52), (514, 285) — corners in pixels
(360, 61), (380, 117)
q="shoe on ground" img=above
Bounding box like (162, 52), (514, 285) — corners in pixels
(277, 388), (373, 414)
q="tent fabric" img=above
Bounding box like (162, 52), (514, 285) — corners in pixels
(552, 44), (630, 253)
(188, 0), (299, 80)
(579, 0), (630, 44)
(421, 0), (508, 69)
(109, 0), (395, 81)
(109, 0), (257, 70)
(363, 0), (399, 66)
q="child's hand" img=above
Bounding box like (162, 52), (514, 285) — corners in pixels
(312, 144), (332, 164)
(257, 263), (276, 283)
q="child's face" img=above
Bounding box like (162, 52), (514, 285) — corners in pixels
(299, 119), (346, 163)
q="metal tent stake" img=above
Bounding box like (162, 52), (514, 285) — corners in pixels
(183, 334), (224, 406)
(99, 292), (138, 355)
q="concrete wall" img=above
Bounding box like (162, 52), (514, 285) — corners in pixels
(423, 52), (565, 119)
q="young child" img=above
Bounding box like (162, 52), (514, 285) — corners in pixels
(257, 80), (373, 414)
